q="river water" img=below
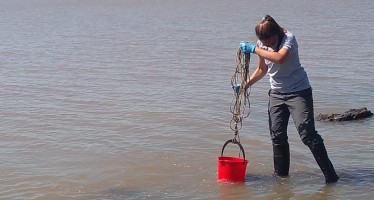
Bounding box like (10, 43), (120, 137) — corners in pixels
(0, 0), (373, 199)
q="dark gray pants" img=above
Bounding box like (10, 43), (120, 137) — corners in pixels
(268, 87), (323, 146)
(268, 88), (339, 182)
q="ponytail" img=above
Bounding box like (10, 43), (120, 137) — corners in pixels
(255, 15), (285, 40)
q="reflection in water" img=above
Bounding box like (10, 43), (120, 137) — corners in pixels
(217, 167), (374, 200)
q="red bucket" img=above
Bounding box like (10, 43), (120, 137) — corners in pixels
(217, 139), (249, 182)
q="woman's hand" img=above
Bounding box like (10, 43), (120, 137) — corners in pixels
(240, 42), (256, 53)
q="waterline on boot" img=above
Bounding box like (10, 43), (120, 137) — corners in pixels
(272, 173), (290, 179)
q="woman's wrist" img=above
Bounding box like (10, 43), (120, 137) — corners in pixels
(245, 80), (251, 89)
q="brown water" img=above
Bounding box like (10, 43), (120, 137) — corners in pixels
(0, 0), (373, 199)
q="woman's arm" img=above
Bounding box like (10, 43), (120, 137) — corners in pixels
(254, 47), (289, 64)
(244, 57), (268, 89)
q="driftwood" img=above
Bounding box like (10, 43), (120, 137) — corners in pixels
(316, 107), (373, 121)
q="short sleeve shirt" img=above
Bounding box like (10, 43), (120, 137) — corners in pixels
(256, 31), (311, 93)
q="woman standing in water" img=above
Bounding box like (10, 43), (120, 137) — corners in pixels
(241, 15), (339, 184)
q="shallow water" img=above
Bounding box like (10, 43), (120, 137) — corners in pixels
(0, 0), (373, 199)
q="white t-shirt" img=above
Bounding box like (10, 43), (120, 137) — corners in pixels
(257, 31), (311, 93)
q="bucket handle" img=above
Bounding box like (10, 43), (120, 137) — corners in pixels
(221, 139), (246, 161)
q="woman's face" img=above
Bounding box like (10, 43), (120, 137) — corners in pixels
(260, 35), (278, 47)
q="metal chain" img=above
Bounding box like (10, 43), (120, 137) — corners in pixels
(230, 47), (251, 143)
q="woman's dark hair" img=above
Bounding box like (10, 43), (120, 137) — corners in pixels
(255, 15), (285, 40)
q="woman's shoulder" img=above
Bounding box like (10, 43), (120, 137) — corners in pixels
(284, 30), (295, 39)
(282, 30), (298, 51)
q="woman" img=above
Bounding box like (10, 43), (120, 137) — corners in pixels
(241, 15), (339, 184)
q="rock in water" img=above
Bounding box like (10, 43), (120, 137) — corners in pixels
(316, 107), (373, 121)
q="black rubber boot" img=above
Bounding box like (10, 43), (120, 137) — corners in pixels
(273, 143), (290, 177)
(309, 142), (339, 184)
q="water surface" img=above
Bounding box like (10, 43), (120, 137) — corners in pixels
(0, 0), (373, 199)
